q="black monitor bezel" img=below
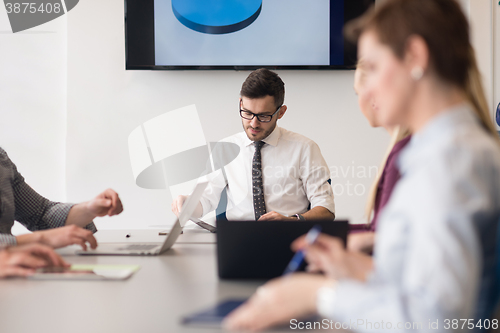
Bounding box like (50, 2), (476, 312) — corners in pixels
(125, 0), (374, 70)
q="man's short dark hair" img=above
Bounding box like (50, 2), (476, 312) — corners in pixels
(240, 68), (285, 108)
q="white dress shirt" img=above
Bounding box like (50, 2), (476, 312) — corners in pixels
(317, 104), (500, 332)
(198, 126), (335, 220)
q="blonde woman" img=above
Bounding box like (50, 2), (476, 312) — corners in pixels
(349, 59), (411, 253)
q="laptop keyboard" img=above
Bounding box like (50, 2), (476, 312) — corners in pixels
(119, 244), (159, 251)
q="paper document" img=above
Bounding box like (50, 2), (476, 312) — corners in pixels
(28, 264), (140, 281)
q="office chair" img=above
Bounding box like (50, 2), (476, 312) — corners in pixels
(215, 187), (228, 221)
(489, 218), (500, 325)
(475, 215), (500, 323)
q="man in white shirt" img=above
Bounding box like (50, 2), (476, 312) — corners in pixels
(172, 68), (335, 222)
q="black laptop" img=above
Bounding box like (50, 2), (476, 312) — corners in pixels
(216, 220), (348, 279)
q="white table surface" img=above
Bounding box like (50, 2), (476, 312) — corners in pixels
(0, 230), (262, 333)
(0, 229), (335, 333)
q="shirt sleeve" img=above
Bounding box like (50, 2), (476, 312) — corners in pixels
(0, 233), (17, 247)
(10, 157), (97, 233)
(299, 141), (335, 215)
(198, 168), (228, 217)
(317, 285), (337, 318)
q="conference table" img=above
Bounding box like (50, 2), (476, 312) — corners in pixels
(0, 229), (328, 333)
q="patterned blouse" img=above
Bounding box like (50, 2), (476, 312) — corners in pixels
(0, 148), (96, 247)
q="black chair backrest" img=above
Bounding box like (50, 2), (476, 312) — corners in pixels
(475, 215), (500, 321)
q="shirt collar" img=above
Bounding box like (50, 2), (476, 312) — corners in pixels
(244, 126), (282, 147)
(398, 102), (477, 174)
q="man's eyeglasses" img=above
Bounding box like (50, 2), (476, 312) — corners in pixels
(239, 104), (282, 123)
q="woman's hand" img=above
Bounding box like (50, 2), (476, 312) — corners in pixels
(17, 225), (98, 250)
(347, 232), (375, 253)
(292, 233), (374, 281)
(224, 274), (330, 331)
(0, 243), (69, 278)
(39, 225), (98, 250)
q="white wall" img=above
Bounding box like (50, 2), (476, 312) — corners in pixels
(461, 0), (500, 129)
(0, 7), (67, 201)
(66, 0), (389, 229)
(495, 0), (500, 129)
(0, 8), (67, 234)
(468, 0), (494, 110)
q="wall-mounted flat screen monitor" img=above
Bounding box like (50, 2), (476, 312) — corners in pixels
(125, 0), (374, 70)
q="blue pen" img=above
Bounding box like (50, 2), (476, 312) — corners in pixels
(282, 225), (322, 275)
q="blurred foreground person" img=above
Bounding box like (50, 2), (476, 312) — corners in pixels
(348, 58), (411, 253)
(0, 243), (68, 278)
(0, 148), (123, 256)
(224, 0), (500, 331)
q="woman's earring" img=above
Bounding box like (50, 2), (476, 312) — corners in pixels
(411, 66), (424, 81)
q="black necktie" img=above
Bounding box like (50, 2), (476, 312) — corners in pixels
(252, 141), (266, 220)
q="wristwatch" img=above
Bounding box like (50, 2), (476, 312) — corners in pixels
(294, 213), (306, 221)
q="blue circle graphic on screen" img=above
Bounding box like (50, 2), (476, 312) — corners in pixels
(172, 0), (262, 34)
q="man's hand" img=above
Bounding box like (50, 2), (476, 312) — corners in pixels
(65, 188), (123, 228)
(40, 225), (98, 250)
(258, 211), (296, 221)
(87, 188), (123, 217)
(171, 195), (187, 217)
(223, 274), (330, 331)
(0, 243), (69, 278)
(171, 195), (204, 219)
(17, 225), (98, 250)
(258, 207), (335, 221)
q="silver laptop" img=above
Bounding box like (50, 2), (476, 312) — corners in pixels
(77, 182), (208, 256)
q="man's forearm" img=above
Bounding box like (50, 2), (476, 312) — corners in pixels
(302, 206), (335, 221)
(16, 232), (41, 246)
(65, 202), (97, 228)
